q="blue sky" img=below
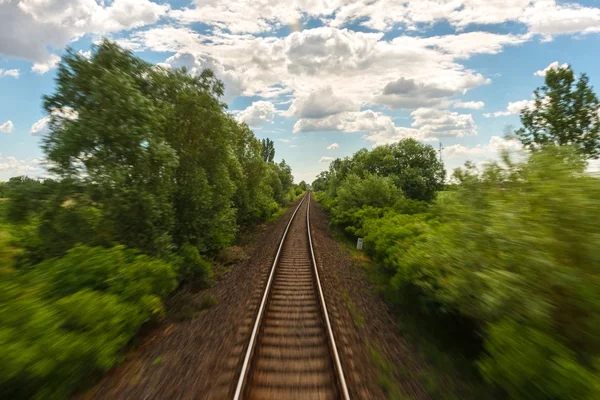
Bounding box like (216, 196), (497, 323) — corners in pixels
(1, 0), (600, 182)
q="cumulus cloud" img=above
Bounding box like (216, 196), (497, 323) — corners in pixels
(484, 100), (535, 117)
(327, 143), (339, 150)
(534, 61), (569, 76)
(454, 101), (484, 110)
(129, 26), (497, 112)
(32, 54), (61, 74)
(376, 78), (456, 109)
(0, 0), (169, 65)
(30, 117), (50, 136)
(319, 156), (335, 163)
(0, 120), (14, 133)
(286, 86), (359, 118)
(0, 69), (20, 78)
(293, 107), (476, 145)
(163, 51), (246, 102)
(236, 101), (277, 128)
(443, 136), (522, 159)
(411, 108), (477, 138)
(0, 155), (43, 180)
(167, 0), (600, 40)
(521, 0), (600, 38)
(30, 107), (79, 136)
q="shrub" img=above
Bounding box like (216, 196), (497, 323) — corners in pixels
(0, 245), (177, 399)
(177, 244), (213, 286)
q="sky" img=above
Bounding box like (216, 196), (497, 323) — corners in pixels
(1, 0), (600, 183)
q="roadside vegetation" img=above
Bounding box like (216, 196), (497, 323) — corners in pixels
(0, 41), (304, 399)
(314, 65), (600, 399)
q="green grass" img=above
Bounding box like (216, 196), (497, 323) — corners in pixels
(368, 345), (410, 400)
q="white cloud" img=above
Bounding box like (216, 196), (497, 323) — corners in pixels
(236, 101), (277, 128)
(163, 51), (246, 102)
(0, 69), (20, 78)
(443, 136), (522, 159)
(30, 116), (50, 136)
(521, 0), (600, 39)
(417, 32), (527, 59)
(376, 77), (456, 110)
(30, 107), (79, 136)
(534, 61), (569, 77)
(78, 49), (92, 59)
(411, 108), (477, 138)
(279, 138), (291, 143)
(129, 26), (498, 113)
(0, 120), (14, 133)
(294, 106), (476, 145)
(31, 54), (61, 74)
(286, 86), (358, 118)
(484, 99), (535, 117)
(319, 156), (335, 163)
(454, 101), (484, 110)
(0, 0), (169, 65)
(327, 143), (339, 150)
(0, 155), (43, 180)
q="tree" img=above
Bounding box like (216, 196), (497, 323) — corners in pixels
(260, 138), (275, 163)
(516, 65), (600, 159)
(42, 41), (178, 256)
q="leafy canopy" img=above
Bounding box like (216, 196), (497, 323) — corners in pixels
(516, 65), (600, 159)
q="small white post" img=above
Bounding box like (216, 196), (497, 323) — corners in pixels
(356, 238), (363, 250)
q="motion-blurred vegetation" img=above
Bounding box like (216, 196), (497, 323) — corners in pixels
(0, 41), (303, 399)
(314, 64), (600, 399)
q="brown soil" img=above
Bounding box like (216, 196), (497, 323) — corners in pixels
(309, 195), (432, 400)
(80, 195), (433, 400)
(79, 198), (304, 400)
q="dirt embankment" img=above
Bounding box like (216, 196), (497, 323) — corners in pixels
(80, 199), (304, 400)
(309, 196), (432, 400)
(82, 195), (432, 400)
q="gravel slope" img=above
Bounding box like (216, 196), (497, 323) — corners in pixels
(80, 199), (304, 400)
(309, 195), (431, 400)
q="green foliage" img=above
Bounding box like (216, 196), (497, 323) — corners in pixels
(177, 244), (213, 286)
(317, 144), (600, 399)
(260, 137), (275, 163)
(516, 65), (600, 159)
(0, 40), (298, 399)
(0, 245), (177, 400)
(313, 138), (445, 202)
(329, 174), (401, 236)
(11, 40), (294, 262)
(3, 177), (56, 224)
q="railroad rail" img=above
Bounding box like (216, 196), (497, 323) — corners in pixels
(233, 192), (350, 400)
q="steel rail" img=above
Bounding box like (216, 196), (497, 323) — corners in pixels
(233, 193), (308, 400)
(233, 191), (350, 400)
(306, 193), (350, 400)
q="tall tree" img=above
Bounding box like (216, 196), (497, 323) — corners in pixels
(260, 138), (275, 163)
(516, 65), (600, 158)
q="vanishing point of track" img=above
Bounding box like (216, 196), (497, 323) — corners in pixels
(234, 192), (350, 400)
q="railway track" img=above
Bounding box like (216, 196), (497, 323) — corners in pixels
(234, 192), (350, 400)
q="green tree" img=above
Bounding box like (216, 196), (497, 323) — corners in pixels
(260, 138), (275, 163)
(42, 41), (178, 256)
(516, 65), (600, 158)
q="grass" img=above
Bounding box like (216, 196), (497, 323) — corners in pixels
(368, 345), (410, 400)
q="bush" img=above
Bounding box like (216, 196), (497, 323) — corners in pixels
(315, 146), (600, 399)
(0, 245), (177, 399)
(177, 244), (213, 287)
